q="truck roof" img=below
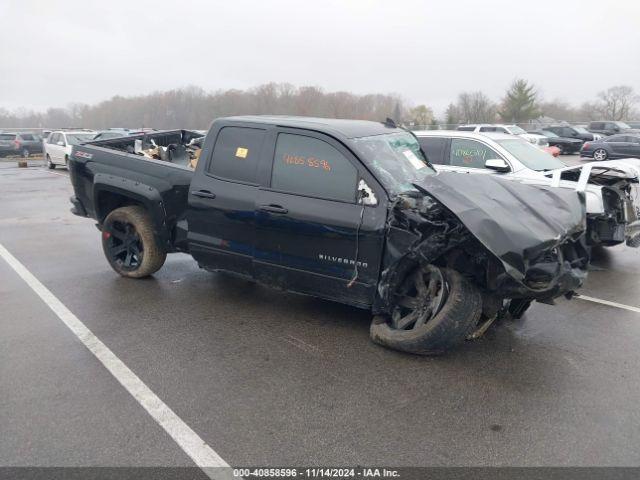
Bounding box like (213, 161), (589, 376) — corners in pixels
(223, 115), (404, 139)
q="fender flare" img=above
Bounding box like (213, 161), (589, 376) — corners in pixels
(92, 173), (170, 245)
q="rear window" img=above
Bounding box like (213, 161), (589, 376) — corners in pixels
(208, 126), (266, 184)
(418, 137), (448, 164)
(456, 126), (475, 131)
(20, 134), (35, 140)
(0, 134), (16, 140)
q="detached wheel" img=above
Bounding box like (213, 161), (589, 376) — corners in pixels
(370, 265), (482, 355)
(593, 148), (608, 161)
(101, 206), (166, 278)
(46, 154), (55, 169)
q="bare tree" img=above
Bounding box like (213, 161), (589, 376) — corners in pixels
(539, 99), (581, 122)
(408, 105), (434, 127)
(595, 86), (638, 120)
(456, 91), (497, 123)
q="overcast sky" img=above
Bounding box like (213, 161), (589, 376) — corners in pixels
(1, 0), (639, 115)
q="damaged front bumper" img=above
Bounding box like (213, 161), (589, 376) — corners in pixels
(374, 173), (590, 314)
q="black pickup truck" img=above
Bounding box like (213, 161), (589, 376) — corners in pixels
(69, 116), (589, 354)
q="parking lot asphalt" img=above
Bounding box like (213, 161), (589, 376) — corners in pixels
(1, 157), (640, 468)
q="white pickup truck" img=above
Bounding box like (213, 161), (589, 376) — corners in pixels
(415, 130), (640, 248)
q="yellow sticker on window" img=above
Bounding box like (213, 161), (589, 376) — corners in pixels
(235, 147), (248, 158)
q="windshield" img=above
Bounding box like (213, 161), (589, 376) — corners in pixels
(540, 130), (559, 138)
(573, 126), (589, 134)
(66, 133), (95, 145)
(615, 122), (631, 129)
(507, 125), (527, 135)
(496, 138), (565, 171)
(351, 132), (435, 195)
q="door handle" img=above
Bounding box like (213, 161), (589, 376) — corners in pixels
(258, 204), (288, 214)
(192, 190), (216, 199)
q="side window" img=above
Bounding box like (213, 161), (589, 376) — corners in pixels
(591, 122), (603, 130)
(457, 126), (475, 131)
(604, 135), (621, 143)
(271, 133), (357, 203)
(449, 138), (501, 169)
(21, 134), (34, 141)
(49, 133), (59, 144)
(562, 128), (574, 136)
(208, 126), (266, 184)
(418, 137), (447, 164)
(479, 126), (496, 132)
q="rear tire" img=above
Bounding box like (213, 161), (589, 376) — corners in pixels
(370, 266), (482, 355)
(593, 148), (608, 161)
(46, 154), (55, 169)
(101, 206), (167, 278)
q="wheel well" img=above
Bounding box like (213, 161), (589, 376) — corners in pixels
(96, 190), (144, 222)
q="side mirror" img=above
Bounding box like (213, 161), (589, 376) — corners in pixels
(57, 141), (64, 146)
(357, 179), (378, 206)
(485, 158), (510, 172)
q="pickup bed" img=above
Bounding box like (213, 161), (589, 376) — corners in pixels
(69, 116), (589, 354)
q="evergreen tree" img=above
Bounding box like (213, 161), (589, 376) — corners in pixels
(499, 79), (540, 123)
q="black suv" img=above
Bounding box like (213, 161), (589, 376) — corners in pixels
(587, 121), (640, 136)
(0, 132), (43, 157)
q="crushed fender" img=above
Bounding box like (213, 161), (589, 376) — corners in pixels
(374, 172), (590, 315)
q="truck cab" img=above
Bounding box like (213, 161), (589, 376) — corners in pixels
(186, 117), (390, 308)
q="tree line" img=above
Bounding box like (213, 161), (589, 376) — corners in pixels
(0, 81), (638, 130)
(0, 84), (405, 130)
(438, 81), (639, 128)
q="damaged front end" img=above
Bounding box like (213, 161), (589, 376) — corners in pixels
(373, 172), (590, 317)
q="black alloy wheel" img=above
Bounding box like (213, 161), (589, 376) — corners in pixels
(104, 220), (144, 272)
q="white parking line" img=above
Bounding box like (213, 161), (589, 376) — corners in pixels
(0, 242), (233, 480)
(576, 294), (640, 313)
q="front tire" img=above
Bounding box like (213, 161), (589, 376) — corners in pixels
(101, 206), (167, 278)
(593, 148), (608, 161)
(370, 265), (482, 355)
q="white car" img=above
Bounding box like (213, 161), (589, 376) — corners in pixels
(457, 123), (549, 147)
(44, 130), (96, 169)
(415, 130), (640, 248)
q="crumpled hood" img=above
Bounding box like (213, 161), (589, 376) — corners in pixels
(414, 172), (586, 281)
